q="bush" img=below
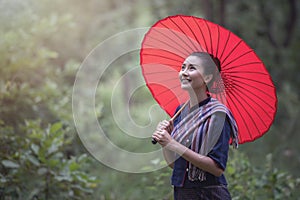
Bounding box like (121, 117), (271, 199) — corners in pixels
(0, 120), (99, 200)
(226, 150), (300, 200)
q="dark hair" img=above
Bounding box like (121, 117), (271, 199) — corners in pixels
(189, 52), (221, 88)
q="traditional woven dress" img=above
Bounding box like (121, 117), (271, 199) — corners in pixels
(171, 97), (238, 200)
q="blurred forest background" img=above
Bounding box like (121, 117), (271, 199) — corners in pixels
(0, 0), (300, 199)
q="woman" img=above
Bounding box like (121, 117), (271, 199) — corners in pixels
(152, 52), (238, 200)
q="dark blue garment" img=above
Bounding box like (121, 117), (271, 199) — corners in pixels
(171, 97), (231, 188)
(174, 185), (232, 200)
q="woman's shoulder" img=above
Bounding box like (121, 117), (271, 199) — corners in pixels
(208, 98), (231, 113)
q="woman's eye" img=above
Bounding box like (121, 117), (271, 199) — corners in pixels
(190, 65), (196, 70)
(181, 64), (196, 71)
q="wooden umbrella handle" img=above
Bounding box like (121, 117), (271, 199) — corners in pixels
(152, 101), (189, 144)
(170, 101), (189, 122)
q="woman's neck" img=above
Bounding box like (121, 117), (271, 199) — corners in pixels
(188, 88), (209, 108)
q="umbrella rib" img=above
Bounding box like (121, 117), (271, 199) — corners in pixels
(231, 85), (272, 123)
(221, 39), (243, 65)
(204, 20), (213, 55)
(151, 26), (191, 55)
(229, 88), (264, 138)
(229, 74), (275, 89)
(222, 61), (263, 71)
(163, 91), (187, 109)
(225, 70), (269, 76)
(141, 52), (183, 63)
(213, 92), (226, 106)
(219, 32), (231, 62)
(193, 18), (209, 52)
(232, 84), (274, 123)
(232, 80), (276, 109)
(152, 84), (187, 114)
(215, 25), (221, 57)
(159, 19), (193, 55)
(146, 76), (179, 83)
(145, 34), (188, 57)
(232, 84), (272, 129)
(227, 90), (255, 141)
(226, 83), (270, 141)
(222, 50), (253, 69)
(151, 84), (182, 97)
(143, 70), (178, 75)
(189, 16), (205, 52)
(178, 15), (201, 52)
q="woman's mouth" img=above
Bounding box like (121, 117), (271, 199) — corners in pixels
(181, 78), (191, 83)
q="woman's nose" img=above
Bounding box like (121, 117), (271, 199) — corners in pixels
(181, 68), (188, 76)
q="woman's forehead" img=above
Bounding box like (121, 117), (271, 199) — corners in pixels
(183, 55), (202, 65)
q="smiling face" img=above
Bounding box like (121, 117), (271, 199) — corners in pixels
(179, 55), (213, 92)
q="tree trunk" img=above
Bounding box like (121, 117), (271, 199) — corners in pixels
(219, 0), (226, 26)
(202, 0), (213, 21)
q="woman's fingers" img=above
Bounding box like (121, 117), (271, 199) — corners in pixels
(152, 129), (162, 140)
(157, 120), (174, 133)
(163, 120), (174, 133)
(157, 121), (166, 130)
(152, 129), (171, 145)
(153, 120), (175, 146)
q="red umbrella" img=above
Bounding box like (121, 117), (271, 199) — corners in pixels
(140, 15), (277, 144)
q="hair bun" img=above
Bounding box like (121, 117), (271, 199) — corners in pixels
(209, 54), (221, 72)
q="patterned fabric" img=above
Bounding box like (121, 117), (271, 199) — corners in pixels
(171, 98), (238, 182)
(174, 185), (232, 200)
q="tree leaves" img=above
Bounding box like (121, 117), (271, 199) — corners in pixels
(0, 121), (99, 199)
(0, 0), (299, 199)
(1, 160), (20, 169)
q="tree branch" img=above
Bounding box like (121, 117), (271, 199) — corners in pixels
(219, 0), (226, 26)
(283, 0), (297, 47)
(202, 0), (213, 21)
(259, 2), (279, 48)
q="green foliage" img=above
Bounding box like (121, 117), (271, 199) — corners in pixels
(90, 150), (300, 200)
(0, 121), (99, 200)
(0, 0), (299, 199)
(91, 164), (173, 200)
(226, 150), (300, 200)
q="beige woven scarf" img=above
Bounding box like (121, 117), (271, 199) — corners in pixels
(171, 98), (238, 181)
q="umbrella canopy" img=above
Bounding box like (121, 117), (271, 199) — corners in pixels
(140, 15), (277, 144)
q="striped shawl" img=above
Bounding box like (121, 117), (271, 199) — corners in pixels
(171, 98), (238, 182)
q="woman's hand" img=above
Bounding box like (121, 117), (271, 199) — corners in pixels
(152, 120), (174, 147)
(158, 120), (174, 133)
(152, 129), (172, 147)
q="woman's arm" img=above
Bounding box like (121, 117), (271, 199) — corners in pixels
(167, 140), (223, 176)
(152, 119), (223, 175)
(152, 120), (176, 169)
(154, 129), (224, 177)
(162, 148), (175, 169)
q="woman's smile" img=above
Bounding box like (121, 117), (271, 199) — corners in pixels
(180, 78), (191, 83)
(179, 55), (207, 91)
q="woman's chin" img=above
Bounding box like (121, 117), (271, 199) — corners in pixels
(181, 84), (192, 90)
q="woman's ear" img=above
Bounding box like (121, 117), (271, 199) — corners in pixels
(204, 74), (213, 85)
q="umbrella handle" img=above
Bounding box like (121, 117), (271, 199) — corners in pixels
(170, 101), (189, 122)
(152, 101), (189, 144)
